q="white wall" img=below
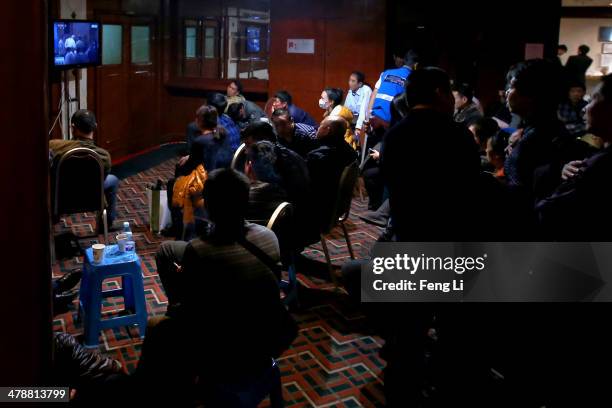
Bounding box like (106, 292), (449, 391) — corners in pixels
(59, 0), (87, 138)
(559, 17), (612, 76)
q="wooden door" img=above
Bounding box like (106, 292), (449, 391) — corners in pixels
(95, 15), (129, 158)
(93, 14), (158, 159)
(128, 17), (158, 153)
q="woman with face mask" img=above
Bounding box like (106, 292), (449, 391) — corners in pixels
(319, 88), (356, 148)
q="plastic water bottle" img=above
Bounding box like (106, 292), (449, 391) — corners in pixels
(123, 222), (133, 241)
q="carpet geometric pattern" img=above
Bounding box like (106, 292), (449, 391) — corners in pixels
(52, 155), (386, 407)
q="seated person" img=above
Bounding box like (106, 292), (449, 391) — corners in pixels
(171, 105), (229, 238)
(52, 332), (125, 404)
(207, 92), (242, 152)
(271, 108), (319, 158)
(319, 88), (356, 149)
(272, 90), (318, 127)
(226, 79), (265, 122)
(469, 117), (500, 171)
(307, 116), (358, 232)
(537, 74), (612, 241)
(148, 169), (296, 388)
(558, 82), (588, 137)
(244, 141), (288, 224)
(185, 121), (201, 152)
(485, 130), (510, 182)
(177, 105), (232, 176)
(242, 122), (315, 241)
(227, 102), (249, 130)
(49, 109), (119, 227)
(453, 82), (483, 127)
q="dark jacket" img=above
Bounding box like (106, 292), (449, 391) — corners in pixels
(381, 109), (482, 241)
(179, 129), (233, 177)
(565, 54), (593, 86)
(307, 138), (357, 231)
(504, 116), (574, 193)
(289, 104), (318, 127)
(185, 122), (201, 151)
(454, 102), (483, 127)
(247, 181), (288, 225)
(278, 123), (319, 158)
(537, 145), (612, 241)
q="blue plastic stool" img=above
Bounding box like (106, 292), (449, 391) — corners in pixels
(79, 245), (147, 348)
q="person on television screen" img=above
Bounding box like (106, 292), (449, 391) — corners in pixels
(64, 35), (76, 51)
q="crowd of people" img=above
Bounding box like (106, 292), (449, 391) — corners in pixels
(49, 43), (612, 404)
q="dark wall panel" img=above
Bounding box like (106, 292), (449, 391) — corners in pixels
(0, 0), (52, 385)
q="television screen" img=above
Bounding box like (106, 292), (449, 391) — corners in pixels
(246, 26), (261, 53)
(52, 20), (101, 69)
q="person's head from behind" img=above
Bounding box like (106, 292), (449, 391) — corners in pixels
(404, 50), (420, 70)
(195, 105), (218, 132)
(207, 93), (228, 117)
(505, 59), (563, 120)
(578, 44), (590, 56)
(348, 71), (365, 92)
(569, 83), (586, 104)
(316, 116), (347, 142)
(469, 117), (500, 150)
(271, 109), (294, 140)
(486, 130), (510, 171)
(403, 67), (454, 116)
(272, 91), (292, 111)
(319, 88), (343, 111)
(71, 110), (97, 140)
(393, 52), (405, 68)
(558, 44), (568, 56)
(586, 74), (612, 143)
(227, 80), (243, 98)
(452, 83), (474, 111)
(202, 168), (250, 241)
(243, 121), (276, 147)
(245, 141), (280, 184)
(227, 102), (245, 123)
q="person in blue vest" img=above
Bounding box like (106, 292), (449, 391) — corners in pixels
(366, 50), (420, 129)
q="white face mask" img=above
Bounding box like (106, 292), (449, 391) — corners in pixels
(319, 99), (328, 110)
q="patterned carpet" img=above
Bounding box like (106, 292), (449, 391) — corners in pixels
(52, 155), (387, 407)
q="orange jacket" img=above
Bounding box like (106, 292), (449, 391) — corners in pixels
(172, 164), (207, 225)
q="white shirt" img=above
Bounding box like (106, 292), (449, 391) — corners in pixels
(344, 84), (372, 130)
(64, 37), (76, 50)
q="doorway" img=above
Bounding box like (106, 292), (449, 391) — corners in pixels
(90, 14), (159, 159)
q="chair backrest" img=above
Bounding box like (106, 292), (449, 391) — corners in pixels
(52, 147), (105, 218)
(266, 202), (294, 265)
(231, 143), (246, 171)
(325, 161), (359, 230)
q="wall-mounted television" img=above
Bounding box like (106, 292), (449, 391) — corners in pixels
(52, 19), (101, 70)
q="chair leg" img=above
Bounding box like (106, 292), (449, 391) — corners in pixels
(320, 235), (339, 287)
(341, 221), (355, 260)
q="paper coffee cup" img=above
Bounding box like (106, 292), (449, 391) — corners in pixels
(116, 233), (128, 252)
(92, 244), (106, 263)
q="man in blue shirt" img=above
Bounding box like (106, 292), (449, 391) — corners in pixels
(272, 90), (318, 127)
(367, 50), (420, 128)
(208, 93), (242, 152)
